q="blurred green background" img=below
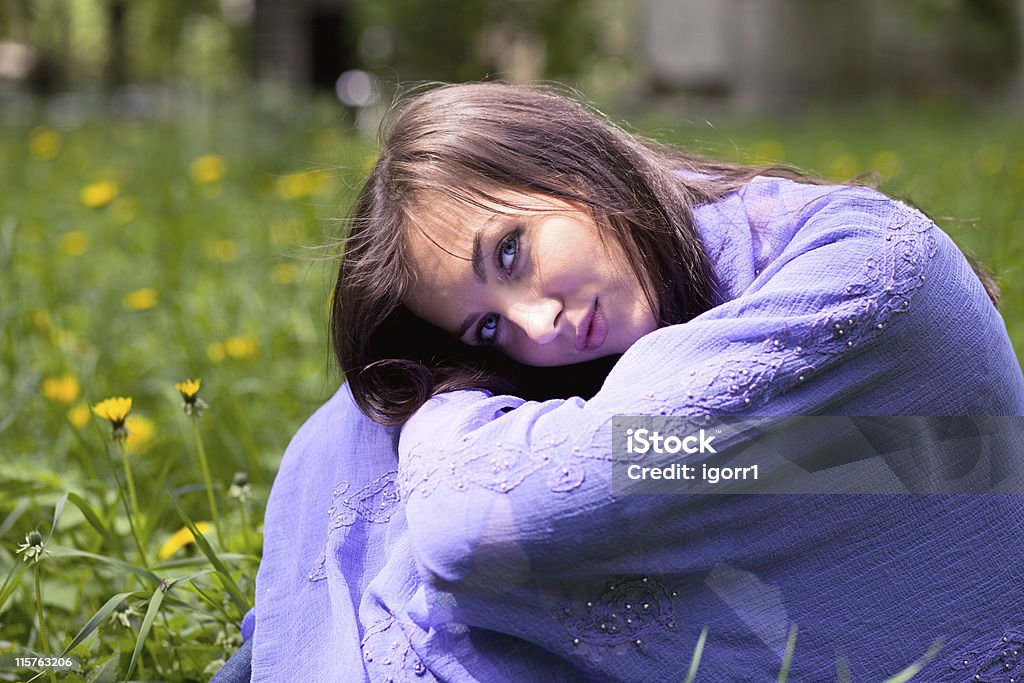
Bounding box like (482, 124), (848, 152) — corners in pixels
(1, 1), (1022, 680)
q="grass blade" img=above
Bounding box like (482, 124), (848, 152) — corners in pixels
(0, 560), (26, 614)
(61, 590), (145, 655)
(682, 626), (708, 683)
(47, 492), (68, 540)
(65, 492), (118, 552)
(171, 497), (249, 616)
(48, 547), (160, 583)
(777, 623), (798, 683)
(881, 638), (944, 683)
(125, 579), (168, 681)
(0, 497), (30, 540)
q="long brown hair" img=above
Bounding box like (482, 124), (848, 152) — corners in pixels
(331, 82), (995, 425)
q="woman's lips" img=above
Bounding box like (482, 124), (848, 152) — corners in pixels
(576, 298), (608, 352)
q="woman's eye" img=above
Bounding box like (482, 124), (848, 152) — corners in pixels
(477, 313), (499, 344)
(496, 232), (519, 274)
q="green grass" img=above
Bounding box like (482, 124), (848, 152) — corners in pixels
(1, 93), (1020, 681)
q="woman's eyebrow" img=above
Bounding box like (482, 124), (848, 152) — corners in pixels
(456, 218), (507, 340)
(455, 313), (478, 341)
(471, 231), (486, 283)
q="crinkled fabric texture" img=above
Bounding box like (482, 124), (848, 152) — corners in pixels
(252, 177), (1024, 682)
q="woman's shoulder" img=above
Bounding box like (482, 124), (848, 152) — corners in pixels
(739, 175), (899, 230)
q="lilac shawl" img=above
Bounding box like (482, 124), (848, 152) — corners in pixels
(251, 177), (1024, 681)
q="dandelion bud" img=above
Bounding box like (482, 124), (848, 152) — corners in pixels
(229, 471), (251, 503)
(17, 529), (47, 563)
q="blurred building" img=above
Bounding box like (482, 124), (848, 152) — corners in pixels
(638, 0), (1024, 110)
(3, 0), (1020, 111)
(252, 0), (356, 90)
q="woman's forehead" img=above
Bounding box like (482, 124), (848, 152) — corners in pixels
(408, 190), (572, 243)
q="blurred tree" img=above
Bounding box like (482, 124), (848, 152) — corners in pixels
(105, 0), (128, 89)
(356, 0), (488, 81)
(354, 0), (600, 83)
(892, 0), (1020, 85)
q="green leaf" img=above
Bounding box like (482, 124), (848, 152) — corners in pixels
(125, 580), (168, 681)
(88, 649), (121, 683)
(0, 477), (60, 499)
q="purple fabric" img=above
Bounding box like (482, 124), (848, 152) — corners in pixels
(252, 177), (1024, 681)
(241, 609), (256, 643)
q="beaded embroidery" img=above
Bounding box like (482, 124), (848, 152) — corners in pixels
(949, 629), (1024, 682)
(553, 576), (678, 656)
(361, 615), (433, 682)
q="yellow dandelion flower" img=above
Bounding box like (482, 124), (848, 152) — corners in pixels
(210, 239), (238, 263)
(124, 415), (155, 453)
(175, 378), (208, 417)
(362, 152), (379, 175)
(189, 154), (227, 185)
(67, 402), (91, 428)
(275, 170), (328, 200)
(974, 145), (1004, 176)
(269, 219), (301, 247)
(870, 151), (902, 181)
(80, 180), (119, 208)
(29, 127), (61, 160)
(93, 396), (132, 444)
(41, 375), (81, 405)
(225, 336), (259, 360)
(123, 288), (158, 311)
(158, 522), (213, 561)
(828, 154), (860, 181)
(175, 378), (202, 399)
(206, 342), (226, 363)
(93, 396), (131, 425)
(271, 263), (296, 284)
(59, 230), (89, 256)
(30, 310), (51, 330)
(52, 328), (78, 351)
(753, 139), (785, 162)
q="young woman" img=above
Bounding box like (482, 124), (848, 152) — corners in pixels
(237, 83), (1024, 682)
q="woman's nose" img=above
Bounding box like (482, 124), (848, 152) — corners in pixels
(506, 298), (562, 345)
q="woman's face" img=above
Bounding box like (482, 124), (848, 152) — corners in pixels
(404, 192), (659, 367)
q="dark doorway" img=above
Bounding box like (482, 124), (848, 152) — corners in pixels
(308, 7), (355, 90)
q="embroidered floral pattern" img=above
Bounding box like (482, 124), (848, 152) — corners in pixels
(949, 629), (1024, 682)
(640, 199), (938, 416)
(361, 615), (433, 682)
(552, 576), (678, 656)
(399, 433), (575, 498)
(309, 472), (400, 582)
